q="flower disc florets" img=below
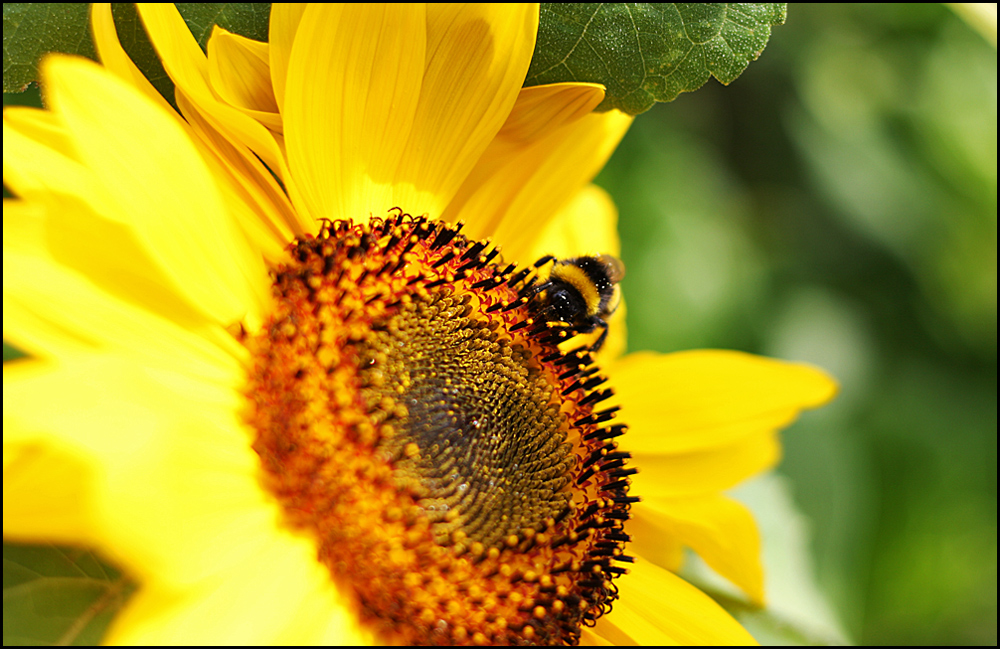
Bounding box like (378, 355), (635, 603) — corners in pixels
(245, 211), (637, 645)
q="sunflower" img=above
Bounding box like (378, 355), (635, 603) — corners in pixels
(3, 4), (836, 645)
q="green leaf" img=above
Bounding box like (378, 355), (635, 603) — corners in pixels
(3, 3), (95, 93)
(3, 543), (135, 645)
(527, 3), (787, 114)
(3, 341), (26, 362)
(5, 4), (783, 111)
(174, 3), (270, 48)
(2, 3), (270, 95)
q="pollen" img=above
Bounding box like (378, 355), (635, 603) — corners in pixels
(244, 211), (637, 645)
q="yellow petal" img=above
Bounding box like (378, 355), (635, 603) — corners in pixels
(3, 116), (94, 203)
(4, 198), (247, 366)
(447, 102), (633, 261)
(3, 203), (98, 359)
(631, 430), (781, 498)
(176, 91), (300, 263)
(444, 83), (606, 240)
(267, 3), (307, 116)
(497, 83), (607, 145)
(3, 355), (269, 587)
(3, 434), (97, 545)
(608, 350), (838, 454)
(137, 4), (290, 188)
(3, 106), (76, 161)
(283, 4), (425, 225)
(591, 558), (758, 645)
(2, 247), (238, 368)
(579, 627), (614, 645)
(105, 531), (370, 644)
(207, 29), (281, 131)
(42, 55), (269, 328)
(632, 495), (766, 605)
(93, 3), (299, 257)
(390, 4), (539, 217)
(90, 3), (177, 117)
(526, 184), (622, 260)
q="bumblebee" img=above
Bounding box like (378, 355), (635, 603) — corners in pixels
(533, 254), (625, 352)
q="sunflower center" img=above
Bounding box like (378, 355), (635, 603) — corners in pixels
(245, 212), (636, 645)
(356, 294), (574, 548)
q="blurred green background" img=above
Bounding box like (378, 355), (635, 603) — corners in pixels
(596, 4), (996, 645)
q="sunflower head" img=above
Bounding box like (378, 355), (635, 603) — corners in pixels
(245, 211), (636, 644)
(3, 4), (837, 646)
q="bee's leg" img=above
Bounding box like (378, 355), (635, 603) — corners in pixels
(533, 255), (556, 269)
(589, 319), (610, 352)
(522, 279), (550, 299)
(514, 257), (556, 298)
(505, 266), (534, 289)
